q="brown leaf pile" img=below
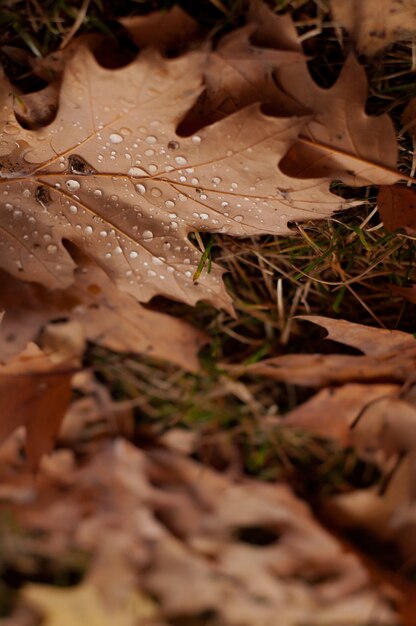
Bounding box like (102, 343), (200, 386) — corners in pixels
(244, 316), (416, 576)
(0, 0), (412, 455)
(0, 430), (398, 626)
(1, 1), (416, 624)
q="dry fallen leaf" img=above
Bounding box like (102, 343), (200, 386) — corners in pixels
(0, 343), (74, 466)
(243, 350), (412, 387)
(330, 0), (416, 55)
(0, 252), (207, 371)
(180, 3), (305, 132)
(245, 316), (416, 386)
(0, 38), (378, 311)
(283, 381), (416, 496)
(276, 55), (400, 185)
(378, 185), (416, 234)
(299, 315), (416, 355)
(188, 1), (401, 187)
(284, 383), (399, 445)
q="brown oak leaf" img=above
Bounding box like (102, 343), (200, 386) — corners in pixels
(0, 42), (367, 310)
(179, 2), (306, 133)
(183, 2), (401, 188)
(276, 55), (400, 185)
(0, 252), (207, 371)
(245, 316), (416, 386)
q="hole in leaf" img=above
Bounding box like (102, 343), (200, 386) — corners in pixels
(68, 154), (97, 175)
(35, 185), (52, 207)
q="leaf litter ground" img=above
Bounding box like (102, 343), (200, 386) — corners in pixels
(1, 1), (416, 625)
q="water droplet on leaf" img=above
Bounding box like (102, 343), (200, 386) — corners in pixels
(66, 180), (80, 192)
(109, 133), (123, 144)
(135, 183), (146, 194)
